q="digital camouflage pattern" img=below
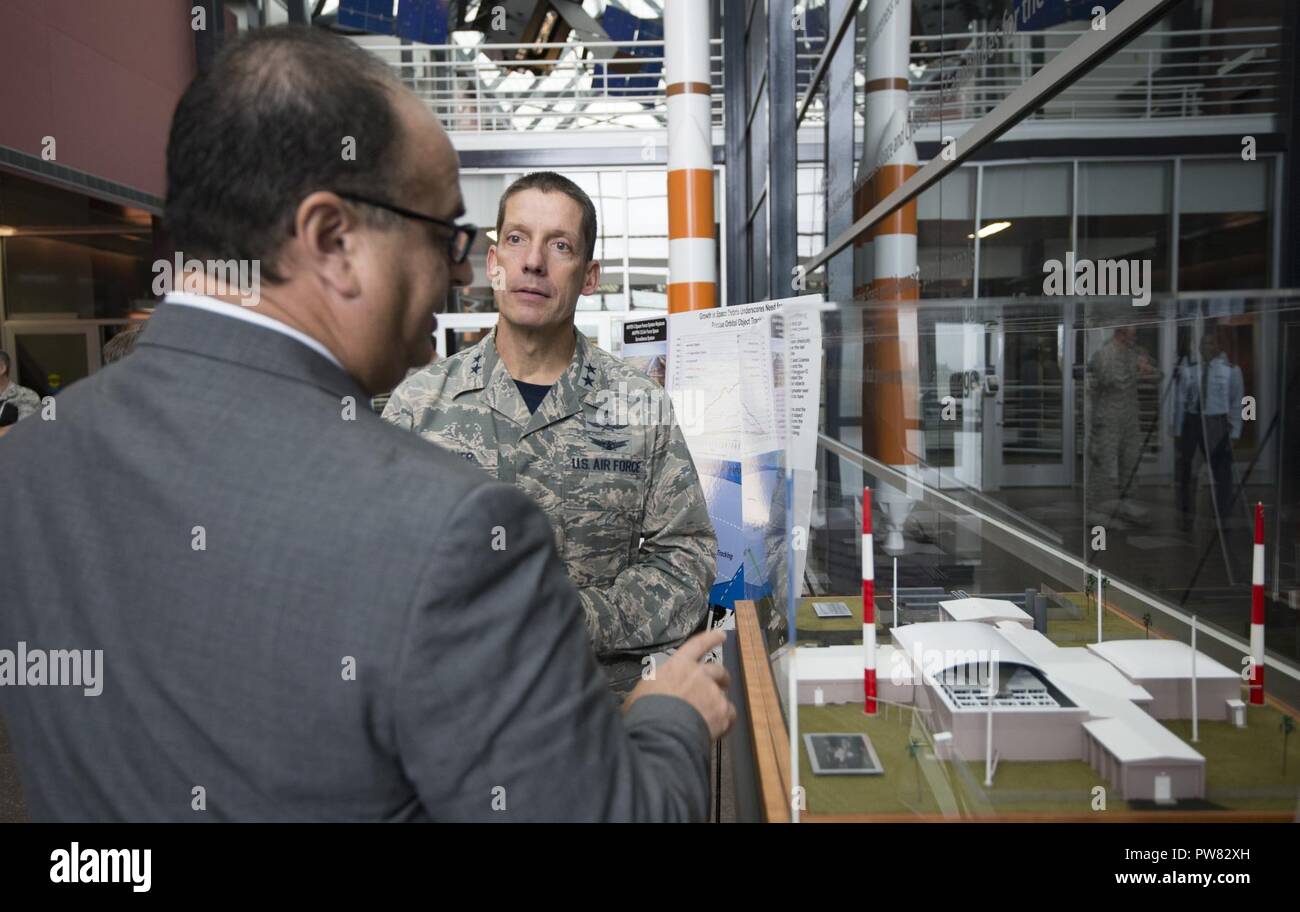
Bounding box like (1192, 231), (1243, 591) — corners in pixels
(0, 382), (41, 421)
(1086, 335), (1148, 512)
(383, 327), (717, 694)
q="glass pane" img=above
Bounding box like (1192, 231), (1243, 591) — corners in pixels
(11, 332), (91, 395)
(1078, 161), (1172, 293)
(917, 167), (975, 299)
(0, 172), (155, 321)
(1002, 307), (1065, 470)
(978, 163), (1072, 298)
(797, 165), (825, 260)
(1179, 159), (1271, 291)
(800, 293), (1300, 819)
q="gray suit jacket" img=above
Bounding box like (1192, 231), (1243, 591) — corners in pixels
(0, 304), (709, 821)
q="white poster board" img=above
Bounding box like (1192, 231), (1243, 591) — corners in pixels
(667, 296), (823, 608)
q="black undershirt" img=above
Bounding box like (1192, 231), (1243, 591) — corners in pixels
(514, 380), (552, 415)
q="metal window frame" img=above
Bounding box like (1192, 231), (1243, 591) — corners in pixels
(803, 0), (1184, 279)
(796, 0), (862, 126)
(724, 0), (750, 305)
(822, 0), (856, 302)
(767, 0), (796, 298)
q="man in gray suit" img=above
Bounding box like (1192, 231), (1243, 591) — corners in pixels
(0, 25), (732, 822)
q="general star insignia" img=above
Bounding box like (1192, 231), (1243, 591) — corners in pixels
(582, 365), (597, 387)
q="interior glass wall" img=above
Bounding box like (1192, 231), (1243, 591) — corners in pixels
(0, 171), (156, 395)
(727, 0), (1298, 820)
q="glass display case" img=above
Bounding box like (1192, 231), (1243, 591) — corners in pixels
(730, 293), (1300, 822)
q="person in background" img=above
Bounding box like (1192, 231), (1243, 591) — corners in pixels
(1085, 325), (1157, 529)
(0, 351), (41, 440)
(102, 325), (145, 365)
(1171, 327), (1244, 536)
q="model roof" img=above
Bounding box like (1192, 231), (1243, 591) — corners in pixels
(1082, 716), (1204, 764)
(893, 621), (1039, 677)
(994, 622), (1154, 705)
(1087, 639), (1239, 681)
(938, 597), (1033, 626)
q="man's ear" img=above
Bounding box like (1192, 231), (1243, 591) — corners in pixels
(580, 258), (601, 296)
(293, 191), (363, 298)
(486, 244), (505, 292)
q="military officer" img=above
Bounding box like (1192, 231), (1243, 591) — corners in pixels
(0, 351), (41, 438)
(384, 171), (717, 696)
(1085, 325), (1157, 528)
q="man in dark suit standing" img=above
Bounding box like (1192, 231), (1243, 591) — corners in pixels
(0, 25), (732, 822)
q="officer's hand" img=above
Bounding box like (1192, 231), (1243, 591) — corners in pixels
(625, 630), (736, 740)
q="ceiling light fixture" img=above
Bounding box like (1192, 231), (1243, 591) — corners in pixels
(967, 220), (1011, 240)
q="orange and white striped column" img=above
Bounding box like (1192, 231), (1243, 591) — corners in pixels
(665, 0), (716, 313)
(862, 486), (877, 715)
(858, 0), (920, 553)
(1250, 502), (1266, 705)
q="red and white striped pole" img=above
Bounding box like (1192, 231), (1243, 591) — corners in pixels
(862, 487), (877, 715)
(1250, 502), (1266, 705)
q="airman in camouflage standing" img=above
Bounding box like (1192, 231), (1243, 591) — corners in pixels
(384, 172), (717, 696)
(0, 351), (42, 437)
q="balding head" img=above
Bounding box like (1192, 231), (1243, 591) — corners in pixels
(161, 25), (473, 395)
(165, 25), (408, 280)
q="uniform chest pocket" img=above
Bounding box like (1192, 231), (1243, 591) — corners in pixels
(560, 466), (644, 587)
(422, 430), (497, 477)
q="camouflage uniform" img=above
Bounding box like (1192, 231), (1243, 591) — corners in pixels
(383, 327), (717, 695)
(0, 382), (41, 421)
(1085, 337), (1145, 515)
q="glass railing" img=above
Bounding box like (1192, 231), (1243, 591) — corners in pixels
(776, 291), (1300, 819)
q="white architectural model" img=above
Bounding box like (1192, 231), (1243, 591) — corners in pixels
(788, 620), (1244, 802)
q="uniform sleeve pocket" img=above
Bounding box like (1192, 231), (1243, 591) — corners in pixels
(561, 468), (640, 587)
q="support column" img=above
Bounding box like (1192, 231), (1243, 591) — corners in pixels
(665, 0), (717, 312)
(857, 0), (919, 553)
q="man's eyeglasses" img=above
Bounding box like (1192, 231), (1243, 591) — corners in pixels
(336, 192), (477, 265)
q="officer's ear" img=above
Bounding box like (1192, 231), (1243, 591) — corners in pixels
(580, 258), (600, 297)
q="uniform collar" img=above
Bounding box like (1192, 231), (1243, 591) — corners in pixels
(460, 325), (602, 432)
